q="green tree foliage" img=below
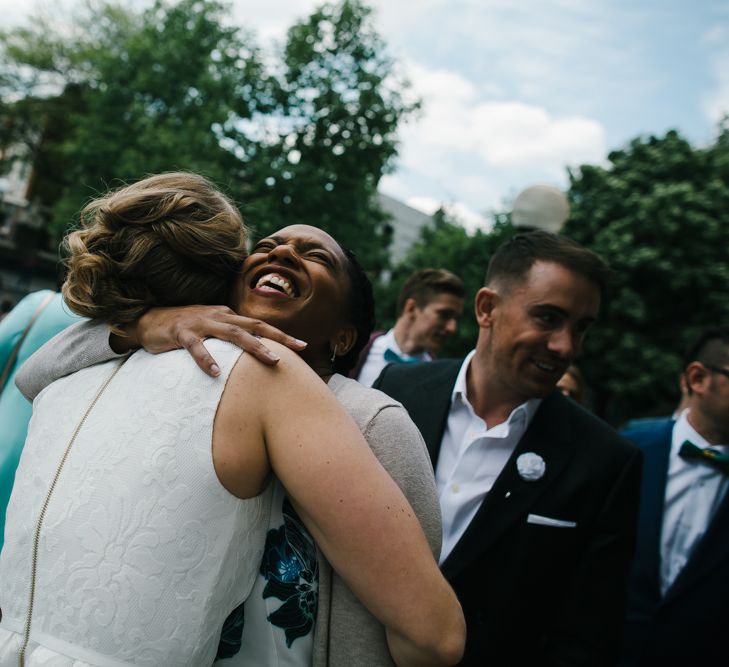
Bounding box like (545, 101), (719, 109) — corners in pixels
(243, 0), (415, 274)
(0, 0), (413, 270)
(564, 125), (729, 424)
(1, 0), (268, 237)
(381, 208), (516, 357)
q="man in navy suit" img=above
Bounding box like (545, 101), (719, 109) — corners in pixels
(374, 231), (642, 666)
(620, 327), (729, 666)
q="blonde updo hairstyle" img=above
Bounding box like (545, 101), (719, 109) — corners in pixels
(62, 172), (248, 331)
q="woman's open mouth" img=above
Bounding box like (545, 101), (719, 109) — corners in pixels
(251, 271), (299, 297)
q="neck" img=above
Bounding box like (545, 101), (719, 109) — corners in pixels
(392, 319), (425, 356)
(467, 353), (523, 428)
(686, 406), (728, 446)
(308, 364), (334, 384)
(299, 346), (334, 383)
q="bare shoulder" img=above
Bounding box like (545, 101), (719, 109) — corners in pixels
(228, 338), (316, 381)
(226, 338), (332, 415)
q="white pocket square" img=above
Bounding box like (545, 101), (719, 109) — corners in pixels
(527, 514), (577, 528)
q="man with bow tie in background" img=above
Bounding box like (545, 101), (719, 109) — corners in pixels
(620, 327), (729, 667)
(375, 231), (642, 666)
(354, 268), (464, 386)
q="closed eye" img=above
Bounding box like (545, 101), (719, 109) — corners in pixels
(307, 250), (333, 264)
(252, 240), (276, 252)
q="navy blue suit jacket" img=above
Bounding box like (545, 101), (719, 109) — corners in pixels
(621, 420), (729, 666)
(375, 359), (642, 667)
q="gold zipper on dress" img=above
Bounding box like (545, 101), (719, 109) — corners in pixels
(19, 360), (126, 667)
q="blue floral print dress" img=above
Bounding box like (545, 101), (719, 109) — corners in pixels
(215, 481), (318, 666)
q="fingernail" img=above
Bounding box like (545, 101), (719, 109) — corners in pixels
(295, 339), (307, 347)
(210, 364), (221, 376)
(267, 351), (280, 361)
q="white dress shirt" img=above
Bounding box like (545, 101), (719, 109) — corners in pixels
(356, 328), (431, 387)
(435, 351), (541, 563)
(660, 409), (729, 595)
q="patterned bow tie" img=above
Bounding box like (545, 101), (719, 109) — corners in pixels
(679, 440), (729, 475)
(383, 348), (421, 365)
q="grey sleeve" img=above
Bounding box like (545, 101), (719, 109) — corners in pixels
(322, 405), (442, 667)
(15, 320), (125, 401)
(362, 405), (442, 555)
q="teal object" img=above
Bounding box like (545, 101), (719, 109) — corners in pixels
(0, 290), (82, 552)
(383, 348), (422, 364)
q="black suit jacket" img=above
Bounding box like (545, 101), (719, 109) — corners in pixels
(620, 420), (729, 666)
(374, 359), (642, 667)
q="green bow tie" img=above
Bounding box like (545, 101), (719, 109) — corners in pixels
(679, 440), (729, 475)
(384, 348), (421, 365)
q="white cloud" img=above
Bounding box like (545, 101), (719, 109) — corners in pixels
(394, 61), (606, 213)
(231, 1), (319, 41)
(471, 103), (606, 168)
(703, 59), (729, 124)
(442, 201), (492, 233)
(404, 65), (478, 103)
(404, 195), (441, 215)
(701, 25), (729, 124)
(404, 196), (491, 234)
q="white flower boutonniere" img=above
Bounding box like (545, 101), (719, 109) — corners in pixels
(516, 452), (546, 481)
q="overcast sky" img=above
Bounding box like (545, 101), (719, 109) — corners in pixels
(2, 0), (727, 229)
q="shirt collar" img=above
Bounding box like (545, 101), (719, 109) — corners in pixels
(451, 350), (477, 403)
(451, 350), (541, 429)
(673, 408), (729, 453)
(382, 328), (432, 362)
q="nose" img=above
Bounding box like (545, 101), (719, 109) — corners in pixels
(444, 318), (458, 336)
(267, 242), (299, 266)
(548, 327), (579, 360)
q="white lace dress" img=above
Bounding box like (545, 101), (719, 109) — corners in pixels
(0, 340), (272, 666)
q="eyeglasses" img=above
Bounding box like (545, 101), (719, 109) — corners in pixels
(706, 365), (729, 381)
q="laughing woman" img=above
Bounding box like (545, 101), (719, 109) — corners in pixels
(1, 174), (464, 667)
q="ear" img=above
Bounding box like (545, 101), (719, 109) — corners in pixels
(474, 287), (497, 329)
(685, 362), (711, 396)
(402, 297), (418, 318)
(330, 323), (358, 358)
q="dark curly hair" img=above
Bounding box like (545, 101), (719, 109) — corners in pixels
(333, 244), (375, 375)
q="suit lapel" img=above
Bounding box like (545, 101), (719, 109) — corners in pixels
(441, 393), (576, 579)
(630, 426), (671, 604)
(405, 361), (460, 468)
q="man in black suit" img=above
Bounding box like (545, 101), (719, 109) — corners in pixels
(374, 231), (642, 666)
(620, 327), (729, 666)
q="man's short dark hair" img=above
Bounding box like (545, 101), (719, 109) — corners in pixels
(485, 231), (611, 294)
(335, 244), (376, 375)
(683, 326), (729, 370)
(396, 268), (465, 314)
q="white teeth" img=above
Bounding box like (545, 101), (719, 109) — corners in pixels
(255, 273), (294, 297)
(535, 361), (557, 372)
